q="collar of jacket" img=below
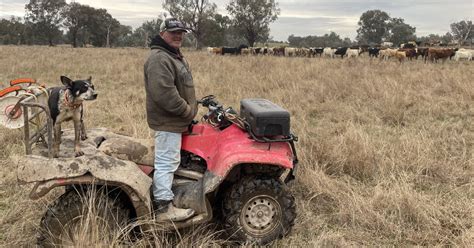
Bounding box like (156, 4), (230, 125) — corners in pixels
(150, 35), (183, 60)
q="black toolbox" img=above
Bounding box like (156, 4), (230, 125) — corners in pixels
(240, 98), (290, 137)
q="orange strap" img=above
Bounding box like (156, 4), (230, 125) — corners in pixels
(0, 85), (22, 97)
(10, 78), (37, 86)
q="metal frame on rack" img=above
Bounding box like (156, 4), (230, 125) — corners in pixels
(20, 92), (53, 158)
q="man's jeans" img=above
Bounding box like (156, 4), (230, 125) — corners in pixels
(152, 131), (181, 201)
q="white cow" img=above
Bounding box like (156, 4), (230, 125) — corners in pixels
(345, 48), (361, 58)
(323, 47), (336, 58)
(207, 47), (214, 54)
(285, 47), (297, 57)
(453, 49), (473, 61)
(267, 47), (274, 56)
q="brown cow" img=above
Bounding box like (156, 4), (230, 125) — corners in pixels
(273, 47), (285, 56)
(398, 48), (417, 60)
(427, 48), (455, 63)
(417, 47), (429, 61)
(212, 47), (222, 55)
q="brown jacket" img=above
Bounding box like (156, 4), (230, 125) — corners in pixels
(144, 45), (197, 132)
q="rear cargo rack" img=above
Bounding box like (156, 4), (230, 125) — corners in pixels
(20, 91), (53, 158)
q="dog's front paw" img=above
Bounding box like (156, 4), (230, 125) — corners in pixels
(75, 150), (84, 157)
(81, 135), (88, 141)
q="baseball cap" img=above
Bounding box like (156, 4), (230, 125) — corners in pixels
(160, 18), (189, 32)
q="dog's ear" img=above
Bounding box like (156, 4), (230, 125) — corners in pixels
(60, 76), (73, 88)
(87, 76), (92, 81)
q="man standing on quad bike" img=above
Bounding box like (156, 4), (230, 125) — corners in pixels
(144, 17), (198, 221)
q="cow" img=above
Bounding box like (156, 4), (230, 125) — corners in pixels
(345, 47), (362, 58)
(285, 47), (297, 57)
(300, 48), (311, 57)
(323, 47), (336, 58)
(310, 47), (324, 57)
(368, 47), (380, 58)
(427, 48), (455, 63)
(398, 48), (417, 60)
(417, 47), (429, 61)
(334, 47), (348, 58)
(221, 45), (248, 55)
(251, 47), (261, 55)
(400, 41), (418, 49)
(273, 47), (285, 56)
(207, 47), (214, 54)
(211, 47), (222, 55)
(394, 51), (406, 63)
(267, 47), (274, 56)
(240, 48), (251, 55)
(359, 45), (370, 55)
(221, 47), (240, 55)
(379, 48), (398, 60)
(453, 49), (473, 61)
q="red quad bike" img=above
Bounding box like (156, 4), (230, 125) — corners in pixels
(17, 94), (298, 246)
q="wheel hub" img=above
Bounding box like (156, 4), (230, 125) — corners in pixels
(241, 195), (281, 236)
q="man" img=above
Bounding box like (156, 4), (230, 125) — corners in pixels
(144, 17), (197, 221)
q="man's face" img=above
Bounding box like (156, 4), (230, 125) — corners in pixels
(161, 31), (185, 49)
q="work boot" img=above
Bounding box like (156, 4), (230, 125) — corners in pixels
(154, 200), (195, 222)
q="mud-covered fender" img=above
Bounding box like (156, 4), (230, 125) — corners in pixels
(16, 153), (153, 217)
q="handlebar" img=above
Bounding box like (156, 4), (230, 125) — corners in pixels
(197, 95), (240, 129)
(195, 95), (298, 148)
(198, 95), (218, 108)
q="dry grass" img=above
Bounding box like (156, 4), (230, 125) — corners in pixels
(0, 45), (473, 247)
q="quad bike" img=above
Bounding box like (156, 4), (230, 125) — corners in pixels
(16, 94), (299, 246)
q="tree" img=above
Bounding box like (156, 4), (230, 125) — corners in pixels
(386, 18), (416, 46)
(226, 0), (280, 47)
(25, 0), (67, 46)
(0, 17), (29, 45)
(129, 19), (163, 47)
(450, 20), (473, 46)
(86, 8), (122, 47)
(163, 0), (217, 49)
(356, 10), (391, 45)
(200, 14), (231, 46)
(62, 3), (95, 47)
(287, 32), (348, 48)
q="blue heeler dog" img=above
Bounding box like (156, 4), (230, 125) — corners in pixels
(48, 76), (97, 157)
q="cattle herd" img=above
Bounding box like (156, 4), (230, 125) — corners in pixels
(207, 43), (474, 63)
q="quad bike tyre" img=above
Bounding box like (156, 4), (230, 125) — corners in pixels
(222, 176), (296, 245)
(37, 187), (130, 247)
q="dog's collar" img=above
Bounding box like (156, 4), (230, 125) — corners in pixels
(64, 90), (82, 109)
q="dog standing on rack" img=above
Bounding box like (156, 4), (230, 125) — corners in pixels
(48, 76), (97, 157)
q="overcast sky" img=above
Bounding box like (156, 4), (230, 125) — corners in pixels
(1, 0), (472, 41)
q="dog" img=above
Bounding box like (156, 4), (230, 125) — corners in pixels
(48, 76), (97, 157)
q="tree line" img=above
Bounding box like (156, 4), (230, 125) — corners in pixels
(289, 10), (472, 48)
(0, 0), (279, 48)
(0, 1), (472, 49)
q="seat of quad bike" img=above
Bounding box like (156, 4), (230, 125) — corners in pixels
(29, 127), (155, 167)
(96, 133), (155, 167)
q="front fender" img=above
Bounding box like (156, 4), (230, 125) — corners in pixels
(183, 124), (295, 178)
(17, 153), (152, 216)
(211, 141), (294, 177)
